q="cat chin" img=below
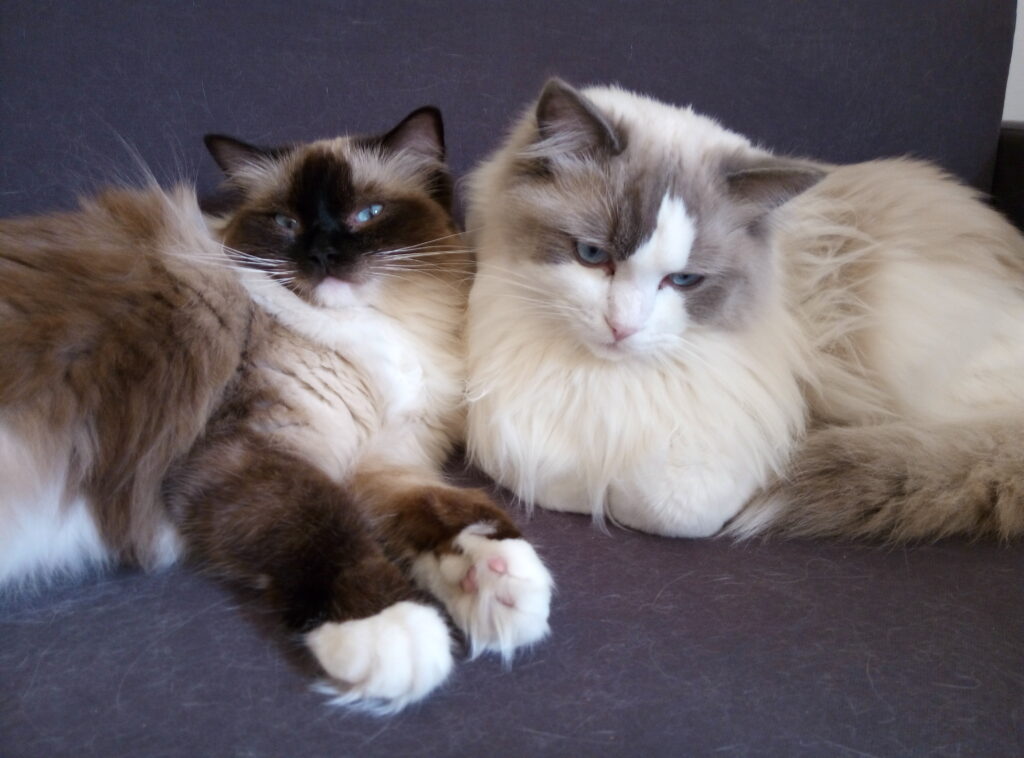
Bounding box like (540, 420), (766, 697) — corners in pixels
(584, 337), (657, 362)
(585, 341), (634, 362)
(314, 276), (374, 309)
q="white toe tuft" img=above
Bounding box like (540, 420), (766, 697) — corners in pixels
(306, 600), (453, 714)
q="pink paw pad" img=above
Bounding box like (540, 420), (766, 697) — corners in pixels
(487, 557), (508, 575)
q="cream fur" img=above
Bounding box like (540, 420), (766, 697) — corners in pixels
(465, 83), (1024, 539)
(240, 264), (465, 481)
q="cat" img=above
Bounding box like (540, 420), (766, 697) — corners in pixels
(463, 78), (1024, 541)
(0, 107), (553, 712)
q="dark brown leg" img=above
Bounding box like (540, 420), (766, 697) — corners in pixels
(166, 433), (417, 633)
(349, 465), (521, 559)
(164, 433), (455, 711)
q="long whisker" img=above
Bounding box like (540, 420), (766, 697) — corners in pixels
(373, 229), (472, 256)
(370, 265), (466, 294)
(499, 295), (580, 313)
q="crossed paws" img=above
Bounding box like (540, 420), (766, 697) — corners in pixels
(307, 525), (553, 713)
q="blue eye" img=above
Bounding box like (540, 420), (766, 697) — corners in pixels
(354, 203), (384, 224)
(574, 240), (610, 266)
(274, 213), (298, 232)
(666, 272), (705, 288)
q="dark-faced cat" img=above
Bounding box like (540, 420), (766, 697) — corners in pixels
(0, 108), (552, 711)
(465, 79), (1024, 541)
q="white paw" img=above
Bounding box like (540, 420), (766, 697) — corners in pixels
(412, 526), (554, 660)
(306, 601), (453, 713)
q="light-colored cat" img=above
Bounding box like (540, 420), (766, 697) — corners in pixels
(465, 79), (1024, 540)
(0, 108), (552, 712)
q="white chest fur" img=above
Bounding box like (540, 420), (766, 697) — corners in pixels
(466, 275), (807, 537)
(244, 272), (460, 479)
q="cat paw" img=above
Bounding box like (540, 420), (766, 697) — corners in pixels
(306, 601), (453, 713)
(413, 526), (553, 660)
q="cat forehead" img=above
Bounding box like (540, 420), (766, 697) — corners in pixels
(628, 194), (697, 271)
(539, 148), (739, 264)
(248, 139), (431, 205)
(525, 88), (758, 259)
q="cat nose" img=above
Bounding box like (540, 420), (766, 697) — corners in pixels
(605, 318), (639, 342)
(310, 248), (332, 267)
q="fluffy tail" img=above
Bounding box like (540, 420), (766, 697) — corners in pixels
(726, 419), (1024, 541)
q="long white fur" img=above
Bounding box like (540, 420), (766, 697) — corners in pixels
(467, 88), (806, 535)
(466, 84), (1024, 538)
(0, 422), (109, 587)
(307, 600), (454, 714)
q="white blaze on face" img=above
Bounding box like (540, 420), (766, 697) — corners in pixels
(606, 193), (696, 342)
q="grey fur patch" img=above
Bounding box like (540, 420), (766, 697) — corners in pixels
(504, 80), (826, 330)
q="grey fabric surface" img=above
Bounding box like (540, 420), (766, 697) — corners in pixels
(3, 506), (1023, 758)
(1, 1), (1022, 756)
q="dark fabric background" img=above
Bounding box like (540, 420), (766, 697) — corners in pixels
(0, 0), (1016, 219)
(1, 2), (1022, 757)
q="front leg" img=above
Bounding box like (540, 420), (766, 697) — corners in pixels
(351, 466), (554, 660)
(165, 434), (453, 712)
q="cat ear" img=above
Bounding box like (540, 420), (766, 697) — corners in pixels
(726, 159), (826, 211)
(535, 78), (623, 156)
(380, 106), (445, 162)
(203, 134), (276, 176)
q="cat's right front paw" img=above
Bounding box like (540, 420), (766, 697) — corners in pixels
(413, 525), (554, 661)
(306, 600), (453, 713)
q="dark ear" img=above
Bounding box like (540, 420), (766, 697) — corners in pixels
(535, 78), (623, 156)
(380, 106), (445, 162)
(726, 158), (826, 210)
(203, 134), (275, 175)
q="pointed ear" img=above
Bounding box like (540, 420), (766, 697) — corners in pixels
(380, 106), (445, 162)
(535, 78), (623, 156)
(726, 158), (826, 210)
(203, 134), (275, 175)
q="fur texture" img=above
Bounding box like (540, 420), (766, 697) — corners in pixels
(464, 79), (1024, 541)
(0, 109), (552, 712)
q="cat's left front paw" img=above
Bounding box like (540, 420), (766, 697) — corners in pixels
(413, 526), (553, 660)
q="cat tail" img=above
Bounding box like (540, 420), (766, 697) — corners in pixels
(725, 418), (1024, 541)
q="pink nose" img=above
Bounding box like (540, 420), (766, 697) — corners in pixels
(606, 318), (639, 342)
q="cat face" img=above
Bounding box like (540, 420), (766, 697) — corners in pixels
(205, 108), (456, 309)
(477, 80), (823, 360)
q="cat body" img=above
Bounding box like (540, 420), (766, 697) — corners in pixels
(465, 80), (1024, 540)
(0, 109), (552, 712)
